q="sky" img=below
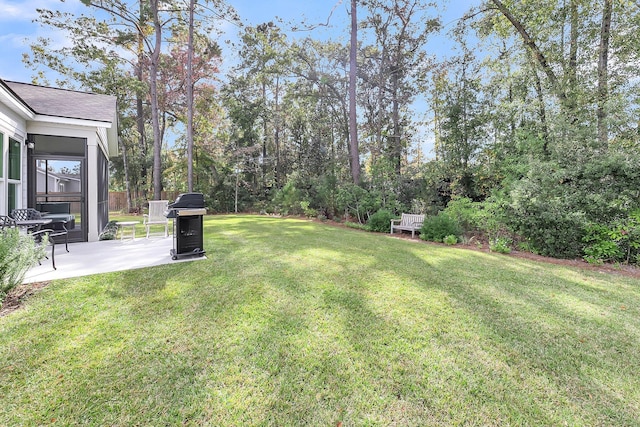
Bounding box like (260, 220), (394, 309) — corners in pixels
(0, 0), (481, 156)
(0, 0), (479, 81)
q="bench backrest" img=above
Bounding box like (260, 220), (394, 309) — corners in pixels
(400, 213), (424, 226)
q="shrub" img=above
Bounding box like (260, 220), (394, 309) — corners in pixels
(99, 221), (119, 241)
(367, 209), (394, 233)
(300, 201), (318, 219)
(443, 197), (478, 232)
(1, 228), (46, 301)
(508, 171), (586, 258)
(420, 214), (461, 243)
(272, 179), (304, 215)
(443, 234), (458, 245)
(490, 237), (512, 254)
(336, 183), (381, 224)
(582, 211), (640, 264)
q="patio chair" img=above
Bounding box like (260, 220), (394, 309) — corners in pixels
(0, 215), (16, 230)
(10, 208), (69, 253)
(31, 228), (58, 270)
(3, 212), (57, 270)
(143, 200), (169, 238)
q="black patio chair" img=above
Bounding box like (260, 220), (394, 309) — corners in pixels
(3, 212), (57, 270)
(0, 214), (16, 230)
(10, 208), (69, 253)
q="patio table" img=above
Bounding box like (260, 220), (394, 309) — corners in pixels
(116, 221), (140, 241)
(15, 218), (53, 233)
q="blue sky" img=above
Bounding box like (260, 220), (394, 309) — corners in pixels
(0, 0), (479, 82)
(0, 0), (480, 157)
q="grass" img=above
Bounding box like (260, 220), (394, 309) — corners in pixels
(1, 214), (639, 425)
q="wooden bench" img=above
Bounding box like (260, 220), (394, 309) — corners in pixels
(390, 213), (425, 238)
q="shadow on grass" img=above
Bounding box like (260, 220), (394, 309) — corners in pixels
(1, 214), (639, 425)
(204, 215), (640, 424)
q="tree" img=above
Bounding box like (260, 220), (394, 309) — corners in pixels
(484, 0), (623, 149)
(349, 0), (361, 184)
(186, 0), (196, 192)
(597, 0), (612, 147)
(360, 0), (439, 174)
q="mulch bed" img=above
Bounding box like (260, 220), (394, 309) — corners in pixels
(1, 281), (51, 317)
(319, 217), (640, 279)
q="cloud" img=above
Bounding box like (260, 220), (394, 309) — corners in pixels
(0, 32), (29, 48)
(0, 0), (82, 23)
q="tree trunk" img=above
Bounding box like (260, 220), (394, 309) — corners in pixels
(119, 137), (132, 213)
(136, 2), (147, 202)
(274, 76), (281, 187)
(150, 0), (163, 200)
(597, 0), (612, 148)
(567, 0), (578, 98)
(530, 57), (550, 155)
(186, 0), (196, 191)
(490, 0), (565, 103)
(391, 64), (401, 173)
(349, 0), (361, 184)
(261, 79), (267, 194)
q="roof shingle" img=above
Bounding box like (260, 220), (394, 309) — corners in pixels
(4, 80), (116, 123)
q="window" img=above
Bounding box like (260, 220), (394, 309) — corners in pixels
(8, 137), (20, 180)
(8, 183), (16, 212)
(0, 133), (4, 213)
(6, 137), (21, 213)
(0, 133), (4, 176)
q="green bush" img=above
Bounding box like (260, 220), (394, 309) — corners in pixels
(490, 237), (512, 254)
(443, 197), (478, 232)
(443, 234), (458, 245)
(506, 155), (640, 259)
(99, 221), (119, 241)
(272, 178), (305, 216)
(582, 223), (622, 264)
(420, 214), (461, 243)
(367, 209), (394, 233)
(508, 169), (586, 258)
(300, 201), (318, 218)
(336, 183), (381, 224)
(582, 211), (640, 264)
(1, 228), (47, 301)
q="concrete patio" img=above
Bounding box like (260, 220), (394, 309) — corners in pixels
(23, 236), (206, 284)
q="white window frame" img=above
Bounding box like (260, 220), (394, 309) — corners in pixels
(0, 131), (5, 215)
(6, 136), (23, 213)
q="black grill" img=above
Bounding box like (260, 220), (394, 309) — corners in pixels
(165, 193), (206, 260)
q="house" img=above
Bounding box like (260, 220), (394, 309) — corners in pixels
(0, 79), (118, 242)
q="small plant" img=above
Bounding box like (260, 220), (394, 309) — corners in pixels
(582, 222), (624, 264)
(443, 234), (458, 245)
(300, 201), (318, 218)
(442, 234), (458, 246)
(1, 228), (47, 301)
(99, 221), (119, 241)
(490, 237), (512, 254)
(367, 209), (394, 233)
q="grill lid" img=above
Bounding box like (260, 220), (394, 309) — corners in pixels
(168, 192), (204, 209)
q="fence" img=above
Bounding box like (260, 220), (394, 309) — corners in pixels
(109, 191), (181, 212)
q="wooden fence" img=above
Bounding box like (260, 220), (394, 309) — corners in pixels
(109, 191), (181, 212)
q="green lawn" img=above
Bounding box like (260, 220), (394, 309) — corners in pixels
(1, 215), (639, 425)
